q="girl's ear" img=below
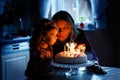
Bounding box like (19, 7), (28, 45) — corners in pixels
(39, 36), (45, 42)
(40, 35), (50, 43)
(44, 36), (50, 43)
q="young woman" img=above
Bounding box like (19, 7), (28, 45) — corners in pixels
(51, 10), (98, 61)
(25, 18), (58, 80)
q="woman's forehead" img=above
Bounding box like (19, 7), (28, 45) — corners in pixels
(56, 20), (69, 27)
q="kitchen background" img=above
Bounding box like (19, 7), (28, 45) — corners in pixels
(0, 0), (118, 80)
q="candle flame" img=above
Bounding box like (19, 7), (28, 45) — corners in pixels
(64, 42), (86, 53)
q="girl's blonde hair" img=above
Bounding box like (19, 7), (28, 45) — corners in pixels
(30, 18), (58, 51)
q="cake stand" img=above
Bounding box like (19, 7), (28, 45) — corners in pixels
(51, 60), (95, 76)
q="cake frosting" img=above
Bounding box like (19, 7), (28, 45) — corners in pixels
(55, 51), (87, 64)
(54, 43), (88, 64)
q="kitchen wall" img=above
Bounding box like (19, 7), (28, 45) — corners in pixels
(85, 29), (119, 67)
(85, 0), (119, 67)
(0, 0), (31, 38)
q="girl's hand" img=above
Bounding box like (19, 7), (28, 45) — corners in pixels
(40, 51), (52, 59)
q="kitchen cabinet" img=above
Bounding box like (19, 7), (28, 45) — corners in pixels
(1, 40), (30, 80)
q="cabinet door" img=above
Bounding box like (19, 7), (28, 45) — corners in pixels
(2, 51), (29, 80)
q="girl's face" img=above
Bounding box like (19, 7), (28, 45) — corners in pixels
(47, 29), (58, 45)
(56, 20), (72, 41)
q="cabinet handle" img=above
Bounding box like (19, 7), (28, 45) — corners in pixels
(13, 47), (19, 50)
(12, 44), (19, 47)
(12, 44), (19, 50)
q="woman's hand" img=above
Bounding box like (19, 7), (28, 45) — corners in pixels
(75, 43), (86, 52)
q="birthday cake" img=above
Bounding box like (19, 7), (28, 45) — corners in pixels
(55, 43), (88, 64)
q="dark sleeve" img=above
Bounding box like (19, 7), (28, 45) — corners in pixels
(75, 29), (98, 61)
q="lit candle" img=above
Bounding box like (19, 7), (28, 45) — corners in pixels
(68, 42), (74, 52)
(66, 43), (69, 51)
(64, 45), (66, 52)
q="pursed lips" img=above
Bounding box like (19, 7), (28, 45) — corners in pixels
(58, 35), (64, 38)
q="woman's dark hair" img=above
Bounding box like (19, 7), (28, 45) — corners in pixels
(30, 18), (57, 51)
(51, 10), (79, 42)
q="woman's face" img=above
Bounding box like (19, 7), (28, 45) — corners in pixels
(47, 29), (58, 45)
(56, 20), (72, 41)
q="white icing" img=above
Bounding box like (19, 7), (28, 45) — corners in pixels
(55, 51), (88, 64)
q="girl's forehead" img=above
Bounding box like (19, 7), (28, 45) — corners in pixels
(47, 29), (58, 35)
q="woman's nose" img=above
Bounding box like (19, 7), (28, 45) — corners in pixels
(59, 28), (63, 32)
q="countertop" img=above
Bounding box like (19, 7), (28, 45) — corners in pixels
(0, 36), (30, 45)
